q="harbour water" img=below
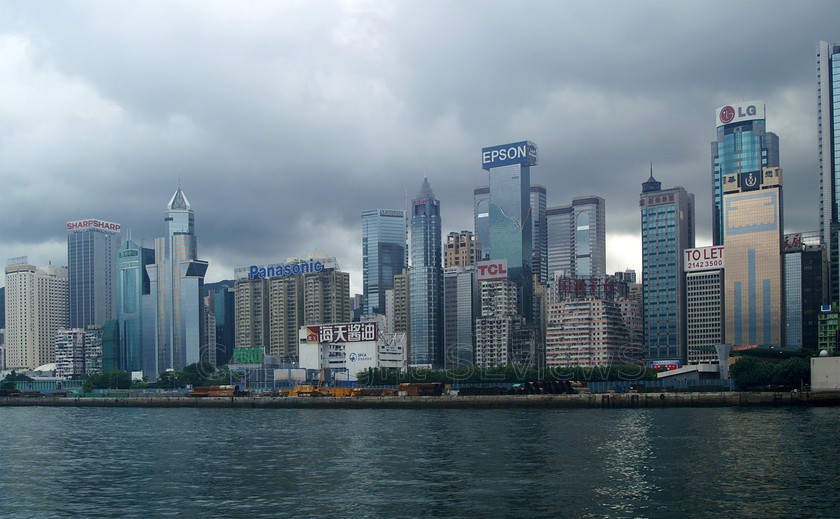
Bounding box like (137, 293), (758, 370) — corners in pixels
(1, 406), (838, 518)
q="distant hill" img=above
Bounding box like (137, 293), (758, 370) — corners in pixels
(205, 280), (235, 295)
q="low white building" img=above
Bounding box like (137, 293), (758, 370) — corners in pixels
(811, 356), (840, 391)
(298, 320), (406, 381)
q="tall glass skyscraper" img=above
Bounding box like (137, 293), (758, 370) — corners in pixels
(640, 172), (695, 362)
(409, 177), (443, 368)
(818, 41), (840, 303)
(67, 219), (121, 328)
(361, 209), (406, 316)
(116, 239), (154, 373)
(473, 186), (491, 260)
(481, 141), (537, 322)
(530, 185), (548, 286)
(146, 188), (208, 377)
(711, 101), (779, 245)
(546, 196), (606, 279)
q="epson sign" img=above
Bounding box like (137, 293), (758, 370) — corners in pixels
(481, 141), (538, 170)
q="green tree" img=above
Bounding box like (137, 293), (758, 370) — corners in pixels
(1, 370), (33, 390)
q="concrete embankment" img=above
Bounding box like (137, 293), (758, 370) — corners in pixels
(2, 391), (839, 409)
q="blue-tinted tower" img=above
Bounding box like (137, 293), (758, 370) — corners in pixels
(361, 209), (406, 316)
(409, 177), (443, 368)
(818, 41), (840, 303)
(640, 171), (695, 362)
(712, 101), (779, 245)
(116, 239), (154, 373)
(481, 141), (537, 322)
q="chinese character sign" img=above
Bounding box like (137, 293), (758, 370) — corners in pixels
(313, 322), (378, 344)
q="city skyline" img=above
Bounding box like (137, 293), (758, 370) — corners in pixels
(0, 3), (838, 296)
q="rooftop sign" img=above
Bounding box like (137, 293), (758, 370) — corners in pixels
(716, 101), (765, 126)
(67, 219), (121, 233)
(481, 141), (537, 170)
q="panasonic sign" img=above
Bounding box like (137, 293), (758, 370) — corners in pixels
(249, 259), (324, 280)
(481, 141), (538, 170)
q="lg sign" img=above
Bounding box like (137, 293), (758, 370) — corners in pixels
(716, 101), (765, 126)
(476, 260), (508, 281)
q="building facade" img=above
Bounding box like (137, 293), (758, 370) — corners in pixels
(444, 230), (481, 268)
(409, 178), (443, 368)
(473, 186), (491, 261)
(361, 209), (406, 316)
(146, 188), (209, 377)
(481, 141), (537, 322)
(546, 196), (606, 279)
(67, 219), (121, 329)
(530, 185), (548, 285)
(235, 257), (350, 360)
(685, 263), (724, 364)
(640, 173), (695, 362)
(443, 266), (478, 369)
(818, 41), (840, 303)
(722, 167), (785, 347)
(116, 240), (155, 374)
(712, 101), (779, 245)
(4, 261), (69, 370)
(783, 232), (824, 349)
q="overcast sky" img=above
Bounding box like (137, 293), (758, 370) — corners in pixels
(1, 1), (838, 293)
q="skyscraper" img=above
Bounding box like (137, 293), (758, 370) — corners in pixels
(409, 177), (443, 368)
(4, 260), (69, 370)
(818, 41), (840, 303)
(722, 167), (784, 347)
(474, 186), (490, 260)
(530, 185), (548, 285)
(481, 141), (537, 322)
(546, 196), (606, 279)
(361, 209), (406, 316)
(444, 230), (481, 268)
(67, 219), (121, 329)
(711, 101), (779, 245)
(115, 239), (155, 373)
(640, 172), (695, 362)
(443, 266), (478, 369)
(146, 187), (209, 377)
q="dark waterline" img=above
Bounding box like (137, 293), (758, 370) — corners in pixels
(1, 407), (838, 518)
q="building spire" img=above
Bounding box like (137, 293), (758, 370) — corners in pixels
(167, 185), (191, 211)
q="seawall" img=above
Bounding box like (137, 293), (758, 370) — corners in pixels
(2, 391), (839, 409)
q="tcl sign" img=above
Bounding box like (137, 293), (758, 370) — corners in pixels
(476, 260), (508, 281)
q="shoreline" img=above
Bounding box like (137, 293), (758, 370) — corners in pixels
(2, 391), (839, 409)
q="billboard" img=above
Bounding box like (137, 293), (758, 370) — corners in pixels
(232, 347), (263, 364)
(716, 101), (765, 126)
(684, 246), (724, 272)
(305, 322), (378, 343)
(783, 233), (803, 252)
(481, 141), (538, 170)
(66, 219), (121, 233)
(648, 359), (681, 371)
(476, 259), (508, 281)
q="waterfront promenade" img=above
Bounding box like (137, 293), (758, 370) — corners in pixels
(2, 391), (839, 409)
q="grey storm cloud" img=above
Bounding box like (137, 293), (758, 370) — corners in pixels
(0, 1), (837, 291)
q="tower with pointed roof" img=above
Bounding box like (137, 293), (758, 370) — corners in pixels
(145, 187), (209, 377)
(409, 176), (443, 368)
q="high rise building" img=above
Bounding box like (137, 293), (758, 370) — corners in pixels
(361, 209), (406, 315)
(444, 230), (481, 268)
(722, 167), (784, 347)
(4, 260), (69, 370)
(443, 266), (478, 369)
(481, 141), (537, 322)
(474, 186), (491, 261)
(67, 219), (121, 329)
(146, 187), (209, 377)
(474, 279), (529, 369)
(116, 240), (155, 374)
(409, 177), (443, 368)
(818, 41), (840, 303)
(547, 196), (606, 279)
(640, 172), (695, 362)
(208, 286), (235, 366)
(784, 232), (824, 349)
(712, 101), (779, 245)
(234, 257), (349, 360)
(530, 185), (548, 285)
(684, 246), (724, 364)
